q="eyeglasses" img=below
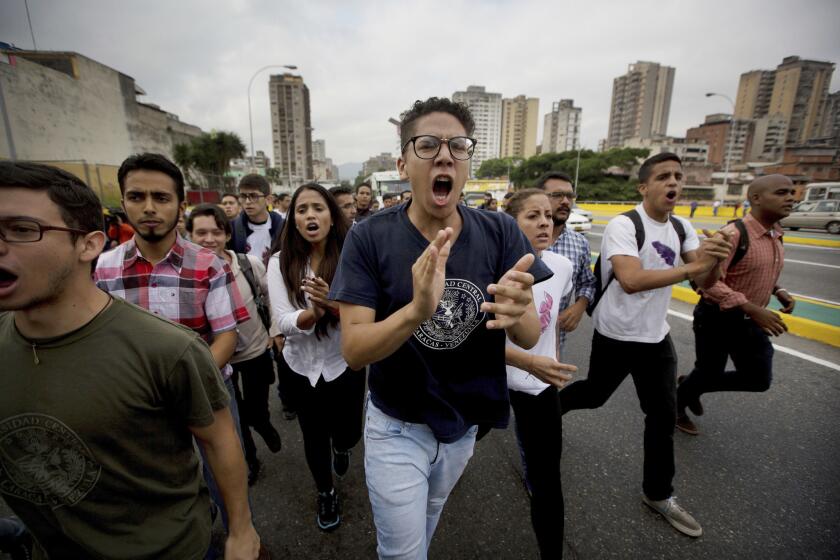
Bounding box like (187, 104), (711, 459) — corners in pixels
(237, 193), (267, 202)
(547, 191), (577, 201)
(0, 218), (89, 243)
(401, 135), (477, 161)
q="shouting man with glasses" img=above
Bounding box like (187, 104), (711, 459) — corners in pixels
(329, 97), (551, 558)
(229, 174), (285, 264)
(0, 162), (260, 558)
(535, 171), (597, 358)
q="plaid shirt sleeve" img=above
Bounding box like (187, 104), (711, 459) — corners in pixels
(204, 255), (250, 335)
(575, 234), (597, 303)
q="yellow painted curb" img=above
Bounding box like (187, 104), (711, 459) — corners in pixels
(590, 220), (840, 248)
(672, 286), (840, 348)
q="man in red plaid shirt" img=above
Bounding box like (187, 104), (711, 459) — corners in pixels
(95, 153), (258, 557)
(676, 174), (797, 436)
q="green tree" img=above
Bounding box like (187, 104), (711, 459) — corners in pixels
(509, 147), (650, 201)
(475, 157), (523, 179)
(174, 130), (246, 189)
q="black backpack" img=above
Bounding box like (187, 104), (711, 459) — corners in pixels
(236, 253), (273, 332)
(586, 209), (686, 316)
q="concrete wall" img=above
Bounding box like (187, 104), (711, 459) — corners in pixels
(0, 54), (134, 165)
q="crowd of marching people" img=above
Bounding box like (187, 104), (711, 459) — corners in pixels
(0, 96), (797, 559)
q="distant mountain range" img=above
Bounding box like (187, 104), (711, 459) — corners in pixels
(337, 162), (362, 182)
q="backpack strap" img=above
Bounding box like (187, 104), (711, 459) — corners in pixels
(236, 253), (272, 331)
(669, 215), (686, 252)
(624, 209), (645, 250)
(727, 219), (750, 270)
(233, 216), (249, 253)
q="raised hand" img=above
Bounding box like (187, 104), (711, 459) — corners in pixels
(302, 277), (336, 315)
(696, 228), (732, 271)
(409, 228), (453, 322)
(483, 253), (535, 330)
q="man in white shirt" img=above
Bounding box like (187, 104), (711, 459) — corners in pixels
(558, 153), (731, 538)
(229, 175), (285, 264)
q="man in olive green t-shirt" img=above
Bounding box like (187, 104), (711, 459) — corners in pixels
(0, 162), (261, 559)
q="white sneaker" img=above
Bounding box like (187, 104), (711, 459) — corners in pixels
(643, 495), (703, 537)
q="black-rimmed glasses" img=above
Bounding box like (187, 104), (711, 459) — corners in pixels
(237, 193), (267, 202)
(0, 218), (89, 243)
(547, 191), (577, 201)
(401, 135), (477, 161)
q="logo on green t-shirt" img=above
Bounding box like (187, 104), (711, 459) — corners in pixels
(0, 413), (100, 508)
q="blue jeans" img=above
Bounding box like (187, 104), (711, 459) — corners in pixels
(364, 397), (478, 560)
(199, 376), (245, 533)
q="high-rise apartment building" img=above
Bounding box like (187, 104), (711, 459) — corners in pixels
(452, 85), (502, 176)
(500, 95), (539, 159)
(818, 91), (840, 146)
(734, 70), (775, 120)
(269, 73), (313, 186)
(543, 99), (581, 154)
(312, 139), (326, 162)
(607, 61), (675, 148)
(769, 56), (835, 145)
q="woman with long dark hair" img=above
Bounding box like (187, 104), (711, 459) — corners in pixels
(504, 189), (578, 558)
(266, 183), (365, 532)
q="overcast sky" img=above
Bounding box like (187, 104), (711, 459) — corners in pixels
(3, 0), (839, 167)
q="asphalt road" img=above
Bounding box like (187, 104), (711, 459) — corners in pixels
(4, 300), (838, 559)
(585, 224), (840, 305)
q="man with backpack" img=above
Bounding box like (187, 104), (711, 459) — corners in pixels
(188, 204), (283, 484)
(229, 174), (285, 264)
(558, 153), (732, 538)
(676, 175), (796, 436)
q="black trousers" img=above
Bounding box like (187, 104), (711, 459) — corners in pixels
(511, 387), (564, 559)
(286, 367), (366, 492)
(231, 349), (275, 464)
(559, 330), (677, 501)
(678, 301), (774, 411)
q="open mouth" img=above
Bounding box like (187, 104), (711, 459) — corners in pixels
(305, 223), (319, 233)
(0, 268), (18, 289)
(665, 191), (678, 201)
(432, 176), (453, 205)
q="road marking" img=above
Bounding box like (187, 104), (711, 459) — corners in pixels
(785, 259), (840, 269)
(666, 310), (840, 372)
(791, 293), (840, 308)
(785, 244), (840, 252)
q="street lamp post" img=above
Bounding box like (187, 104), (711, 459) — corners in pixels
(705, 92), (736, 193)
(247, 64), (297, 173)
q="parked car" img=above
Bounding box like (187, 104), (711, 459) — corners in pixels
(572, 205), (593, 220)
(781, 199), (840, 234)
(566, 211), (592, 233)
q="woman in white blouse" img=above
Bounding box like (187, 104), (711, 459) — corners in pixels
(504, 189), (578, 559)
(267, 183), (364, 533)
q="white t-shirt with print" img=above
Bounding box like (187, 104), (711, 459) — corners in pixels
(593, 204), (699, 343)
(246, 220), (273, 263)
(506, 251), (574, 395)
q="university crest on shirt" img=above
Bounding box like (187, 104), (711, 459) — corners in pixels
(0, 414), (100, 508)
(414, 279), (486, 350)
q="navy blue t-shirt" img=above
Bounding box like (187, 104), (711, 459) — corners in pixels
(329, 203), (552, 443)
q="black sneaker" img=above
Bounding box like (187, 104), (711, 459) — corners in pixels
(332, 448), (350, 478)
(316, 489), (341, 532)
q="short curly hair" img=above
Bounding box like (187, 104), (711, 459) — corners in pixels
(399, 97), (475, 149)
